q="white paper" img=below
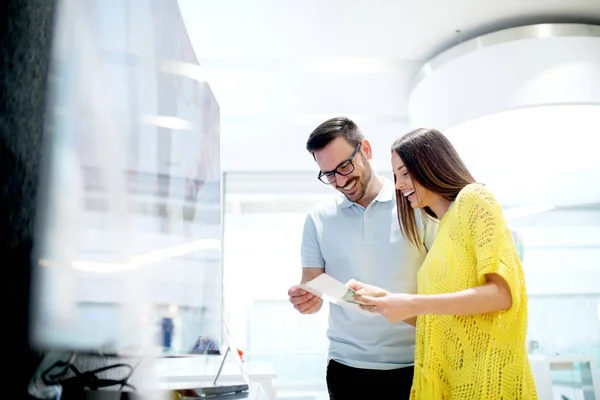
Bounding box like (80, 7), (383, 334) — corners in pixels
(298, 274), (374, 316)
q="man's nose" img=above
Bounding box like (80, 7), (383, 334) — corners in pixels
(336, 174), (349, 187)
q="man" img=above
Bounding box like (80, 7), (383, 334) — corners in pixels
(287, 117), (436, 399)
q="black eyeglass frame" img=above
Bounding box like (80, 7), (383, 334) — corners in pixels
(317, 143), (361, 185)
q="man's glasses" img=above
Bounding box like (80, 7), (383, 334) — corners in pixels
(317, 143), (361, 185)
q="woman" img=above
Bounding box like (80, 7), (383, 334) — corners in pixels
(350, 128), (537, 399)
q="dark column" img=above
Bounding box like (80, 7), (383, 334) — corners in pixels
(0, 0), (57, 397)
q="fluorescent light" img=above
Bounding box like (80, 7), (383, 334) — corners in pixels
(163, 60), (210, 83)
(300, 57), (391, 74)
(71, 239), (221, 273)
(140, 115), (193, 130)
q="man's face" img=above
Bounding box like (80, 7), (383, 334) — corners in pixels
(314, 137), (373, 203)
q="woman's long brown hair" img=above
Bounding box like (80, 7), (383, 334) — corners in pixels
(392, 128), (476, 249)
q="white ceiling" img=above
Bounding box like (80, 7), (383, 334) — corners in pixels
(179, 0), (600, 59)
(178, 1), (600, 186)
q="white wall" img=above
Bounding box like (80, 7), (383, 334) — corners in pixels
(220, 119), (411, 172)
(512, 208), (600, 295)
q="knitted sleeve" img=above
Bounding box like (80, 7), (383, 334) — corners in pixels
(459, 185), (524, 323)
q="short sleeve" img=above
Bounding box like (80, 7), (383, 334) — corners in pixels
(460, 185), (525, 320)
(301, 213), (325, 268)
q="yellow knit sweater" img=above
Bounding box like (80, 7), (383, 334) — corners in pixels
(411, 184), (537, 399)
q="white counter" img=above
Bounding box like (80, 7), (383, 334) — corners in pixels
(530, 354), (600, 400)
(155, 356), (277, 400)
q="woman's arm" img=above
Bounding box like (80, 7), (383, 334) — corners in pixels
(412, 273), (511, 316)
(356, 273), (512, 323)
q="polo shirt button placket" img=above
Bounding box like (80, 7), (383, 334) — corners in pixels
(364, 207), (373, 244)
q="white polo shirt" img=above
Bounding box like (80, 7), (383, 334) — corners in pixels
(301, 177), (436, 369)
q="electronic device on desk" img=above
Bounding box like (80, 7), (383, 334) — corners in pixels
(188, 336), (221, 355)
(198, 350), (248, 397)
(170, 355), (249, 398)
(175, 383), (260, 400)
(171, 346), (249, 398)
(195, 324), (249, 398)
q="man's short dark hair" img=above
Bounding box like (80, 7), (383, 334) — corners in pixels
(306, 116), (364, 153)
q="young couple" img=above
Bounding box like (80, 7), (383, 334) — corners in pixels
(288, 117), (537, 399)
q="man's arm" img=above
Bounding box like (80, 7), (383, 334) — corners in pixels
(301, 267), (325, 284)
(289, 213), (326, 314)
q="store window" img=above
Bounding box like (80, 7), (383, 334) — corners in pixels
(222, 172), (336, 389)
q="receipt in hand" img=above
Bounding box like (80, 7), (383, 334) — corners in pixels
(297, 273), (373, 315)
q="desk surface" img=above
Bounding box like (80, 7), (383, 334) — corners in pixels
(156, 359), (276, 391)
(156, 357), (276, 381)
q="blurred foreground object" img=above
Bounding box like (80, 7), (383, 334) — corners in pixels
(0, 0), (58, 398)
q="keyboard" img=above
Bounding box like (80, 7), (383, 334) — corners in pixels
(200, 383), (249, 398)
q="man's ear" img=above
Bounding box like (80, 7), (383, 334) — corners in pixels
(361, 139), (373, 160)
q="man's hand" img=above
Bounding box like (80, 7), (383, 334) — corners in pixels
(288, 285), (323, 314)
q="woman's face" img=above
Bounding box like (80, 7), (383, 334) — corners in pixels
(391, 151), (433, 209)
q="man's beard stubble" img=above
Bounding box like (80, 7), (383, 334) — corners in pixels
(340, 157), (373, 203)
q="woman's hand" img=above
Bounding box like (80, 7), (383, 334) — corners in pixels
(346, 280), (418, 324)
(355, 292), (418, 323)
(345, 279), (390, 298)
